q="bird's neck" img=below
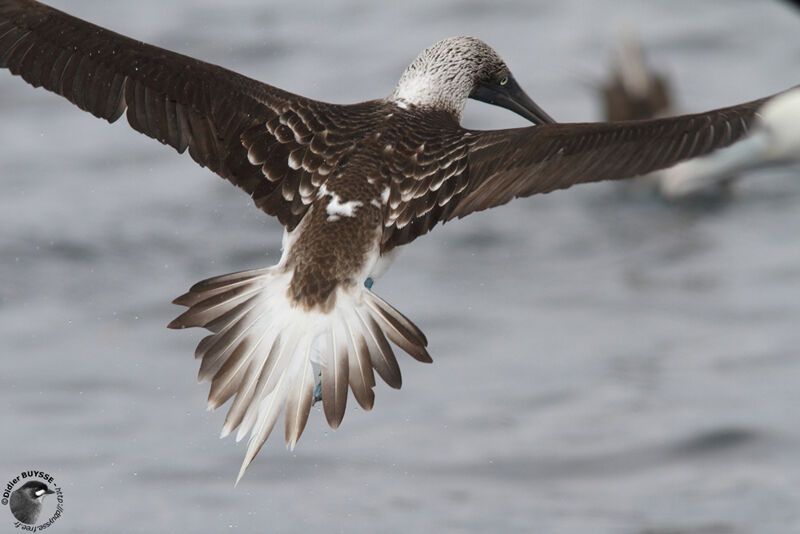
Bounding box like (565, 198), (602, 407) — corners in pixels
(390, 71), (469, 120)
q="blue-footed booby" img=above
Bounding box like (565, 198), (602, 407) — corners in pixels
(0, 0), (792, 481)
(602, 32), (672, 123)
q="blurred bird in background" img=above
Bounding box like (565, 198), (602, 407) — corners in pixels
(601, 32), (736, 200)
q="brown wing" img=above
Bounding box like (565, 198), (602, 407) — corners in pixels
(0, 0), (381, 229)
(380, 92), (781, 250)
(449, 94), (777, 219)
(380, 110), (472, 248)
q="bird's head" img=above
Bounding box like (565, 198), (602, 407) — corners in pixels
(392, 36), (554, 124)
(17, 481), (55, 502)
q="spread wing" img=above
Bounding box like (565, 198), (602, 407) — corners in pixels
(381, 92), (780, 250)
(451, 96), (777, 218)
(0, 0), (381, 230)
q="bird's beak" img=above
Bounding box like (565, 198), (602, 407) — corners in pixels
(472, 75), (556, 125)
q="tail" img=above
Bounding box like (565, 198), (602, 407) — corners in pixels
(167, 267), (431, 483)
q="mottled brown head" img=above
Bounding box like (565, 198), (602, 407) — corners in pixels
(391, 36), (554, 124)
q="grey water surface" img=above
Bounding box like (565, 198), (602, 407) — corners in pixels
(1, 1), (799, 532)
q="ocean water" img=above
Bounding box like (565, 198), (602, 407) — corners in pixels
(1, 0), (799, 532)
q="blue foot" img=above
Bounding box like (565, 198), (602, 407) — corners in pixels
(364, 277), (374, 289)
(312, 377), (322, 405)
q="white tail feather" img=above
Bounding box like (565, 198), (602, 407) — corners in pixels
(168, 267), (430, 483)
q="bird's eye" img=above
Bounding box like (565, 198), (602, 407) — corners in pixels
(499, 75), (509, 86)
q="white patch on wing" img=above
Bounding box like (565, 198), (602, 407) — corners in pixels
(381, 186), (390, 204)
